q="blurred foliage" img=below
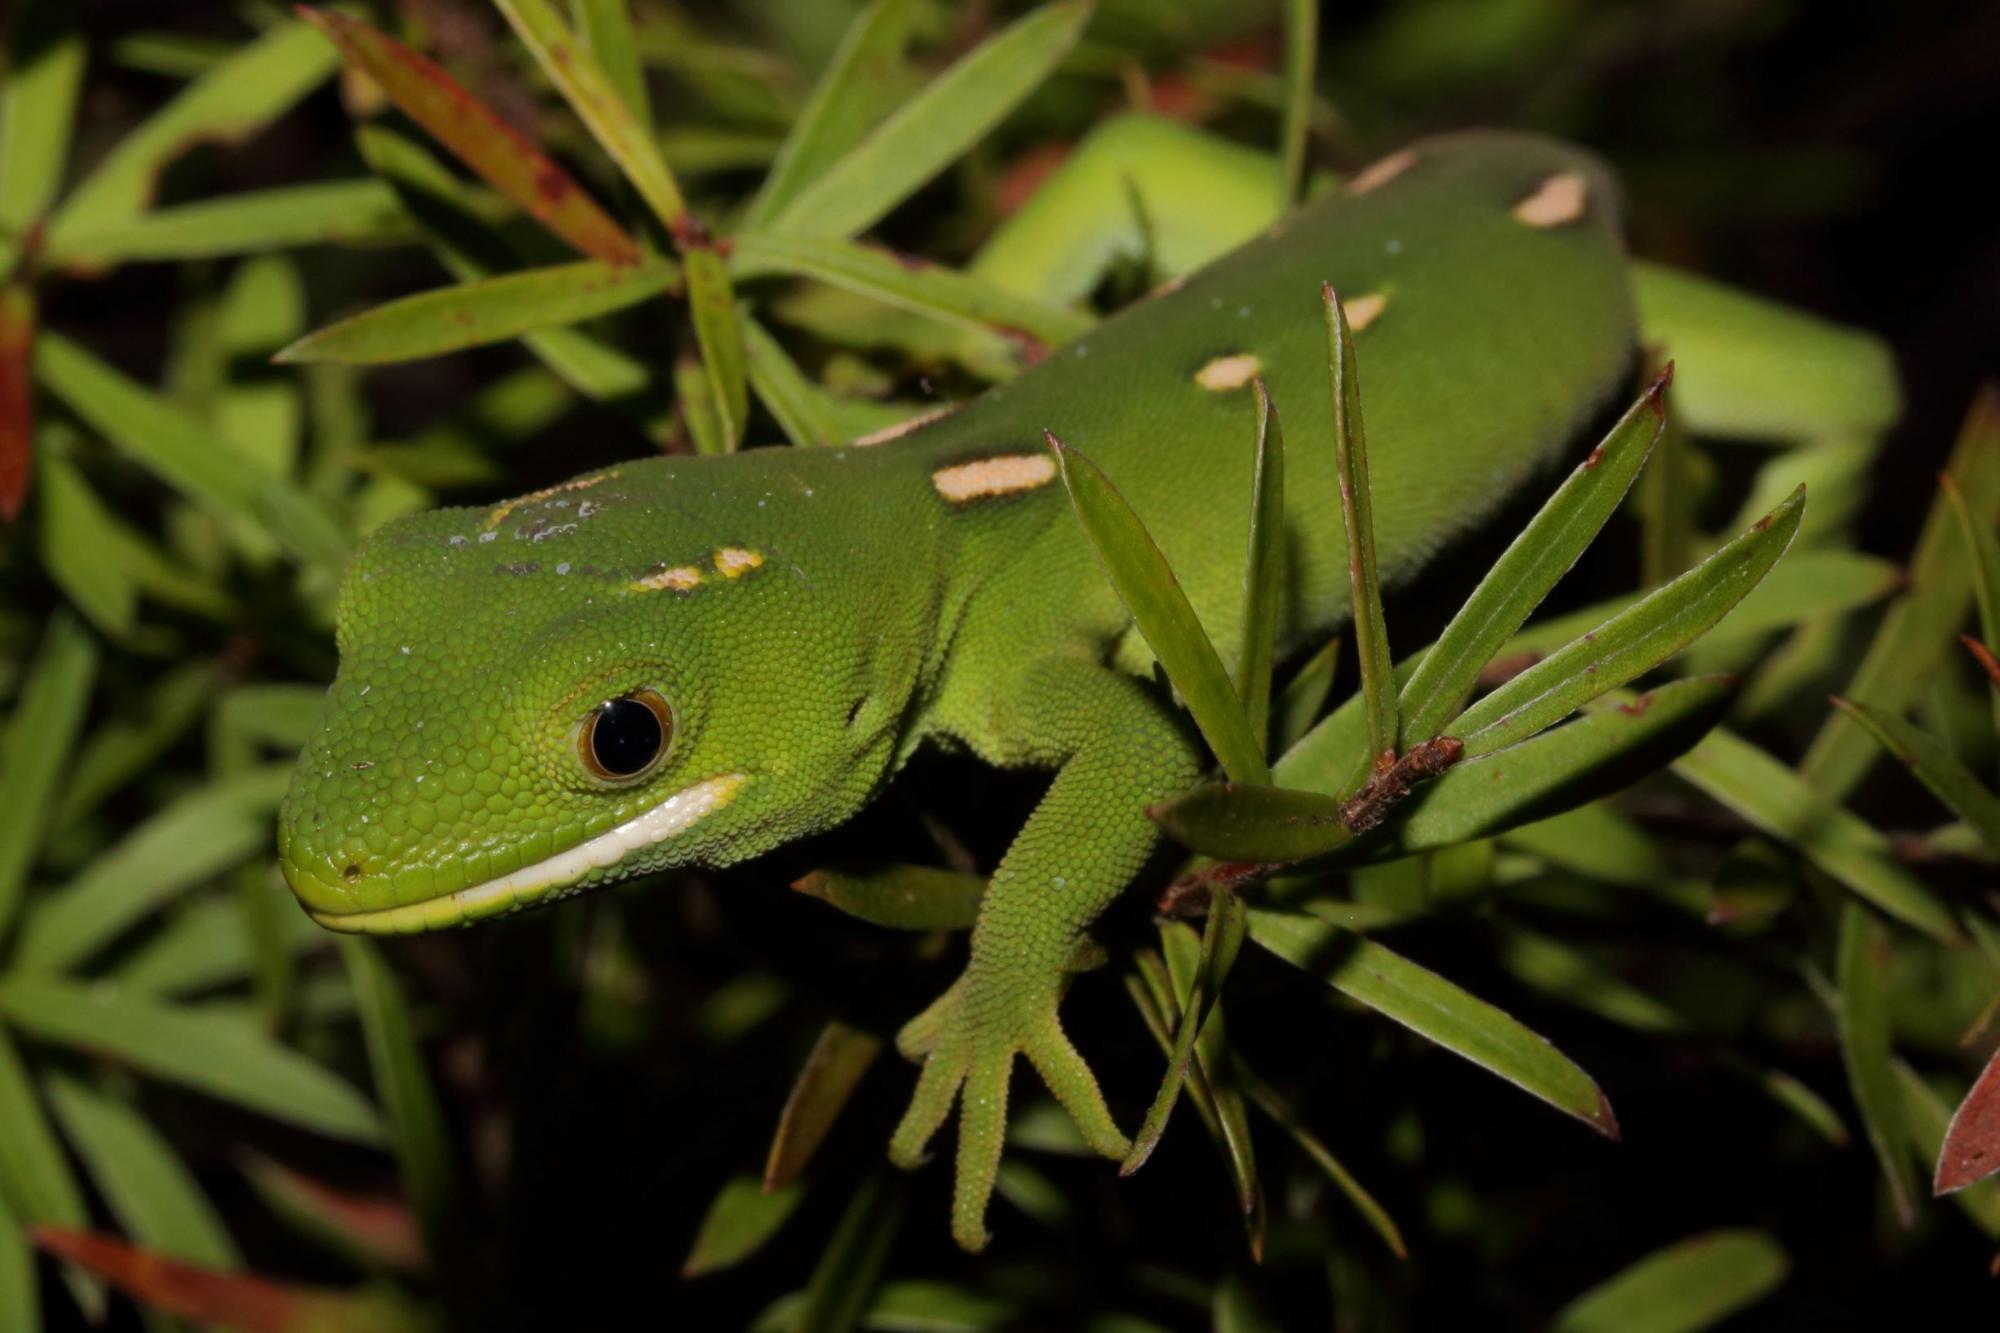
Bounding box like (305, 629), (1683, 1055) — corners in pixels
(1, 0), (1997, 1329)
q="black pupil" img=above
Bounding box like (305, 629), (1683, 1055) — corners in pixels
(592, 698), (663, 776)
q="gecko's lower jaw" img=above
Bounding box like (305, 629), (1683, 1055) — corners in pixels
(304, 773), (748, 935)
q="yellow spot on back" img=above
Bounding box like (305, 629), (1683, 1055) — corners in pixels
(1513, 172), (1588, 228)
(486, 473), (611, 529)
(851, 404), (959, 447)
(1345, 292), (1389, 331)
(932, 453), (1057, 503)
(1348, 149), (1418, 195)
(1196, 353), (1262, 392)
(634, 564), (702, 592)
(713, 547), (764, 578)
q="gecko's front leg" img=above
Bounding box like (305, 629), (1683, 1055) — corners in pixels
(888, 656), (1201, 1251)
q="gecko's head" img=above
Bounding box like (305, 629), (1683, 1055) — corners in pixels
(279, 465), (881, 934)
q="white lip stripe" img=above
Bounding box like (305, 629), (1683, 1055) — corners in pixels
(316, 774), (745, 930)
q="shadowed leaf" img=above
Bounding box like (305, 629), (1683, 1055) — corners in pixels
(298, 8), (639, 264)
(797, 1174), (901, 1330)
(1550, 1229), (1787, 1333)
(1248, 908), (1618, 1137)
(0, 1190), (30, 1333)
(1804, 385), (2000, 796)
(1671, 727), (1959, 942)
(341, 941), (452, 1246)
(791, 863), (985, 931)
(1837, 903), (1918, 1224)
(683, 1176), (804, 1278)
(1049, 432), (1268, 783)
(1279, 0), (1317, 200)
(0, 1029), (87, 1232)
(29, 1229), (435, 1333)
(239, 1156), (425, 1272)
(1236, 381), (1286, 749)
(1832, 697), (2000, 853)
(1399, 369), (1668, 748)
(743, 316), (838, 446)
(1123, 897), (1248, 1177)
(0, 0), (86, 259)
(1239, 1062), (1405, 1258)
(277, 258), (680, 366)
(764, 1020), (883, 1191)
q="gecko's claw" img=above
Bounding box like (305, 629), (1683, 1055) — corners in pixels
(888, 967), (1126, 1251)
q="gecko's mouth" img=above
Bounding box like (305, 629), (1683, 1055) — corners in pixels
(307, 773), (747, 935)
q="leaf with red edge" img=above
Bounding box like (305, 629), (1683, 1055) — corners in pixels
(29, 1228), (434, 1333)
(1938, 1043), (2000, 1195)
(0, 285), (34, 521)
(296, 7), (639, 266)
(240, 1155), (426, 1272)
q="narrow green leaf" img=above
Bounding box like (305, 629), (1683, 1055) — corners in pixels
(682, 1176), (804, 1278)
(768, 0), (1094, 240)
(278, 258), (679, 367)
(1323, 285), (1397, 777)
(1550, 1229), (1787, 1333)
(796, 1174), (901, 1331)
(1832, 697), (2000, 853)
(1248, 907), (1618, 1136)
(1500, 548), (1900, 661)
(1400, 372), (1667, 748)
(34, 332), (349, 568)
(741, 0), (919, 231)
(0, 1028), (86, 1229)
(0, 611), (96, 937)
(0, 0), (86, 248)
(1836, 904), (1919, 1224)
(300, 7), (639, 265)
(673, 348), (728, 456)
(239, 1155), (425, 1272)
(1238, 1063), (1405, 1258)
(572, 0), (650, 124)
(44, 1075), (237, 1268)
(790, 863), (984, 931)
(1122, 901), (1243, 1175)
(0, 1188), (32, 1333)
(732, 233), (1092, 348)
(1804, 385), (2000, 796)
(1160, 919), (1261, 1244)
(684, 244), (749, 449)
(1633, 351), (1695, 586)
(1671, 726), (1959, 942)
(1453, 487), (1803, 759)
(1942, 471), (2000, 739)
(1048, 433), (1268, 784)
(16, 766), (285, 973)
(49, 21), (338, 239)
(494, 0), (687, 227)
(39, 448), (140, 635)
(1160, 676), (1729, 866)
(341, 940), (452, 1245)
(1278, 0), (1317, 200)
(743, 316), (838, 446)
(0, 975), (383, 1145)
(1236, 381), (1286, 751)
(355, 123), (658, 412)
(1272, 637), (1338, 756)
(43, 180), (412, 266)
(764, 1020), (882, 1191)
(117, 886), (324, 998)
(1494, 926), (1684, 1035)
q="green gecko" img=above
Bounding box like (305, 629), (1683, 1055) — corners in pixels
(280, 131), (1635, 1251)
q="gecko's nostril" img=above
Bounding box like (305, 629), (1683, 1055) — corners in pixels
(342, 863), (363, 883)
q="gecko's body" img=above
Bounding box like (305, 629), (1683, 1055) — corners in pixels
(280, 132), (1635, 1248)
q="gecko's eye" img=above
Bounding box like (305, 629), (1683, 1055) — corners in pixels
(578, 690), (673, 783)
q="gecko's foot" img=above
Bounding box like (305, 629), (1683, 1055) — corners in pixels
(888, 969), (1129, 1251)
